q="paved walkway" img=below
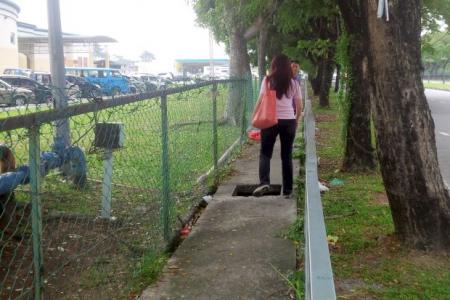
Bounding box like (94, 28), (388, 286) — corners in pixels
(140, 141), (298, 299)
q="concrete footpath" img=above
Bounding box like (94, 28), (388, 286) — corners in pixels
(140, 140), (298, 300)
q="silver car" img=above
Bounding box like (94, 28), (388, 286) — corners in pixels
(0, 79), (33, 106)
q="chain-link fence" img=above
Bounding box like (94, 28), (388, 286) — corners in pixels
(0, 76), (257, 299)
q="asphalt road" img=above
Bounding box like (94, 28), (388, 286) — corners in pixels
(426, 89), (450, 185)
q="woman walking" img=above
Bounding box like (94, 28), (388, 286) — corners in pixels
(252, 54), (302, 198)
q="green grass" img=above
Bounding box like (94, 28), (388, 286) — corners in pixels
(130, 250), (169, 293)
(294, 92), (450, 299)
(8, 85), (240, 206)
(423, 80), (450, 91)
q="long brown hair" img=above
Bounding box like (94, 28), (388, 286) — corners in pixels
(267, 54), (292, 99)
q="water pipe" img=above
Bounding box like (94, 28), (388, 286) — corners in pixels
(0, 140), (87, 196)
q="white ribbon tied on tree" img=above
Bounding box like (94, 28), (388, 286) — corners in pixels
(377, 0), (390, 21)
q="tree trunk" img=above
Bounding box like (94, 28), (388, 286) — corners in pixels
(311, 60), (324, 96)
(342, 34), (376, 171)
(226, 26), (251, 125)
(257, 25), (268, 84)
(442, 60), (448, 84)
(334, 64), (340, 92)
(365, 0), (450, 249)
(319, 52), (335, 107)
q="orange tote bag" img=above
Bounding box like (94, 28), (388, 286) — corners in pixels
(251, 80), (277, 129)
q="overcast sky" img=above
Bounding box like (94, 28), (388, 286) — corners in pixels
(13, 0), (227, 71)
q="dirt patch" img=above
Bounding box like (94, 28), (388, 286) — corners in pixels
(1, 210), (162, 300)
(335, 278), (381, 299)
(0, 179), (170, 300)
(239, 141), (259, 160)
(316, 114), (337, 123)
(371, 192), (389, 206)
(407, 250), (450, 268)
(318, 156), (341, 173)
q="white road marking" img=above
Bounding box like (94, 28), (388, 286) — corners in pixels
(439, 131), (450, 136)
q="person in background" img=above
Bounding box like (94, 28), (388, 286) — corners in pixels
(291, 60), (301, 83)
(252, 54), (303, 198)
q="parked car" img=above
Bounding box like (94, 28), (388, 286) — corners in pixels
(65, 67), (130, 96)
(157, 72), (174, 81)
(30, 72), (84, 100)
(125, 76), (147, 94)
(129, 73), (160, 91)
(31, 71), (52, 86)
(0, 75), (53, 104)
(0, 79), (34, 106)
(3, 68), (33, 78)
(65, 75), (102, 99)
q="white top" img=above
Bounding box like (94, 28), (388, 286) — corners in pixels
(259, 77), (301, 120)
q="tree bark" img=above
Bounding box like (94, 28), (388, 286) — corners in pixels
(342, 34), (376, 171)
(311, 60), (324, 96)
(226, 26), (251, 125)
(338, 1), (376, 171)
(319, 52), (335, 107)
(257, 25), (268, 83)
(364, 0), (450, 249)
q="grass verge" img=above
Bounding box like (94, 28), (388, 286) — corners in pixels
(292, 93), (450, 299)
(423, 80), (450, 91)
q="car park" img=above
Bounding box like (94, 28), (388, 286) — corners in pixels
(0, 75), (53, 104)
(0, 79), (34, 106)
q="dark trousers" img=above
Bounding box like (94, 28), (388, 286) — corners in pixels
(259, 119), (297, 194)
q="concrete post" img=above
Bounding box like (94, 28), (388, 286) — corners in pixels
(47, 0), (70, 147)
(105, 45), (110, 68)
(101, 149), (113, 219)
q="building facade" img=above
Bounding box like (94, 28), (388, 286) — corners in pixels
(0, 0), (20, 72)
(0, 0), (116, 73)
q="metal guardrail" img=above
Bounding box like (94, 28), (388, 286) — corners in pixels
(303, 81), (336, 300)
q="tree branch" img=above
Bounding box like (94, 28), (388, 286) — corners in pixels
(243, 0), (282, 41)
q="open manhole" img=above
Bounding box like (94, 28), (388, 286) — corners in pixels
(232, 184), (282, 197)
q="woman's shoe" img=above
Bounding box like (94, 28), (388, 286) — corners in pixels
(253, 184), (270, 197)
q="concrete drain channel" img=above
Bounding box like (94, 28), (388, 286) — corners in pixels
(232, 184), (282, 197)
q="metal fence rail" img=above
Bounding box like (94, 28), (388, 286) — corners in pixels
(0, 77), (256, 299)
(303, 83), (336, 300)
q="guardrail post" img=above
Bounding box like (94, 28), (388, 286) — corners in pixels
(212, 82), (219, 185)
(29, 125), (43, 300)
(160, 93), (171, 241)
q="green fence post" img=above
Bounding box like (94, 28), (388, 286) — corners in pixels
(247, 74), (254, 125)
(254, 76), (260, 103)
(212, 82), (219, 185)
(160, 93), (171, 241)
(29, 125), (43, 300)
(240, 78), (248, 141)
